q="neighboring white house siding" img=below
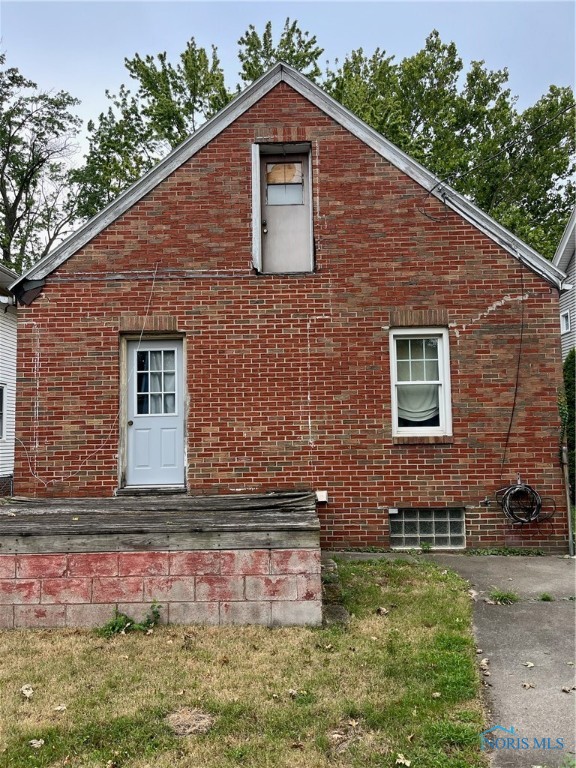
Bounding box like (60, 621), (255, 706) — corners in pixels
(0, 304), (17, 477)
(560, 252), (575, 360)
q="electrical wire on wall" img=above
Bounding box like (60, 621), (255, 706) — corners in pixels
(499, 264), (525, 480)
(495, 479), (556, 525)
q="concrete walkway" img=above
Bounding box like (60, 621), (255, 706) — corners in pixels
(425, 554), (576, 768)
(330, 552), (576, 767)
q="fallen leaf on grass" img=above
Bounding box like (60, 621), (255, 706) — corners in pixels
(376, 606), (389, 616)
(291, 742), (305, 750)
(431, 692), (441, 699)
(53, 704), (67, 711)
(29, 739), (44, 749)
(395, 754), (411, 766)
(20, 684), (34, 699)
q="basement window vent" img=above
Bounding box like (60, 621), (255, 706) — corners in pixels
(390, 508), (465, 549)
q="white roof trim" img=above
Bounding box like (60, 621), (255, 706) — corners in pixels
(552, 207), (576, 273)
(0, 262), (18, 290)
(12, 62), (566, 291)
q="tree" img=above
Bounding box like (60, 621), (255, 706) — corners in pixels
(71, 24), (574, 257)
(237, 18), (323, 85)
(72, 41), (230, 219)
(0, 54), (81, 272)
(325, 32), (575, 258)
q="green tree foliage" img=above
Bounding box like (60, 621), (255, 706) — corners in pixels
(563, 348), (575, 503)
(237, 18), (323, 85)
(72, 42), (230, 218)
(325, 32), (575, 258)
(0, 54), (81, 272)
(10, 20), (573, 264)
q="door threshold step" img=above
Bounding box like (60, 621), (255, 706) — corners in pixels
(116, 486), (187, 497)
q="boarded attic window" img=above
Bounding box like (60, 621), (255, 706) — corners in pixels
(266, 162), (303, 205)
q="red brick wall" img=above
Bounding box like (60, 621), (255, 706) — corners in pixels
(14, 82), (569, 551)
(0, 550), (322, 628)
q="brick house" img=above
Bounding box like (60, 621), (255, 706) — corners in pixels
(9, 63), (571, 554)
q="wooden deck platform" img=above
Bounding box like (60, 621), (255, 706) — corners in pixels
(0, 492), (320, 554)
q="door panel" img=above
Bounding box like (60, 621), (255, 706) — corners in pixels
(261, 154), (312, 273)
(126, 339), (184, 486)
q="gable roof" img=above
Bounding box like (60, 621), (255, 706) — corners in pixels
(553, 206), (575, 274)
(11, 62), (567, 294)
(0, 262), (18, 293)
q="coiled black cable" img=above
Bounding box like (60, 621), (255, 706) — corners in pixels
(496, 483), (542, 524)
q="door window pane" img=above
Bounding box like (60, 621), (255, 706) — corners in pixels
(266, 162), (303, 206)
(134, 347), (177, 415)
(150, 351), (162, 371)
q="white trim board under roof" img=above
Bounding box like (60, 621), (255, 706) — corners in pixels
(11, 62), (567, 295)
(0, 263), (18, 291)
(553, 207), (575, 275)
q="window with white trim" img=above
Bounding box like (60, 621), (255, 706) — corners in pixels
(390, 328), (452, 436)
(561, 310), (570, 334)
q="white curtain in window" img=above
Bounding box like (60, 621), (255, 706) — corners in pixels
(397, 384), (439, 422)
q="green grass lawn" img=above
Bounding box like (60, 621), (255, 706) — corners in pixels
(0, 559), (487, 768)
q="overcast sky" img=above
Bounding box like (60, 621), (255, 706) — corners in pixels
(1, 0), (574, 149)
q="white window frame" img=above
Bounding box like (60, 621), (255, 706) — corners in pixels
(251, 142), (313, 273)
(560, 310), (571, 335)
(389, 327), (452, 437)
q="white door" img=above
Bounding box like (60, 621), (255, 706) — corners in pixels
(261, 154), (312, 272)
(126, 339), (184, 487)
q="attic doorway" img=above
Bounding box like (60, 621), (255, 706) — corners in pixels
(252, 143), (313, 273)
(120, 337), (185, 490)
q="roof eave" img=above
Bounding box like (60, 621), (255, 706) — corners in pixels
(552, 207), (576, 273)
(12, 61), (566, 291)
